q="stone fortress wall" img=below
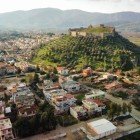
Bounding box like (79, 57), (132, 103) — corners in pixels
(69, 24), (116, 39)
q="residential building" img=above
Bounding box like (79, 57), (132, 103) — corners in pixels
(0, 62), (6, 76)
(6, 66), (16, 75)
(82, 67), (93, 77)
(82, 99), (106, 114)
(105, 81), (122, 90)
(102, 73), (117, 81)
(51, 94), (77, 114)
(0, 101), (5, 114)
(57, 67), (69, 76)
(9, 83), (36, 117)
(15, 61), (35, 72)
(0, 86), (9, 99)
(61, 80), (81, 93)
(85, 89), (105, 99)
(0, 114), (14, 140)
(70, 106), (88, 120)
(18, 105), (37, 117)
(43, 89), (67, 101)
(43, 80), (60, 91)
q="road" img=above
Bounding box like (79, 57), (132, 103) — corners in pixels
(105, 93), (140, 122)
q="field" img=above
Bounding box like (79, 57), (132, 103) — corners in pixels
(123, 32), (140, 46)
(127, 37), (140, 46)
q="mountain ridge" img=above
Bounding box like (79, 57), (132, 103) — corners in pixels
(0, 8), (140, 32)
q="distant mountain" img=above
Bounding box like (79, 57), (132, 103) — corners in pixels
(0, 8), (140, 32)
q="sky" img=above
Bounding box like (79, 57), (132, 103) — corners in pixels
(0, 0), (139, 13)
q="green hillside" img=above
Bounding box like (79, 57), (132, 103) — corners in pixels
(32, 34), (140, 71)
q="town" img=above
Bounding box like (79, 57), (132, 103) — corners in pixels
(0, 25), (140, 140)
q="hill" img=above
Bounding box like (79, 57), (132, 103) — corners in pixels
(32, 29), (140, 71)
(0, 8), (140, 32)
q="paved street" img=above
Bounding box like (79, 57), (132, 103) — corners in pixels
(105, 93), (140, 122)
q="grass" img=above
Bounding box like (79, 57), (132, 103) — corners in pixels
(84, 26), (112, 34)
(75, 93), (85, 101)
(32, 58), (57, 67)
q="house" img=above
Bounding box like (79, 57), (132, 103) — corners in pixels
(82, 67), (93, 77)
(15, 61), (35, 72)
(105, 81), (122, 90)
(51, 94), (77, 114)
(6, 65), (17, 75)
(82, 99), (106, 114)
(61, 80), (81, 93)
(57, 67), (69, 76)
(102, 73), (117, 81)
(0, 85), (9, 99)
(0, 101), (5, 114)
(18, 105), (37, 117)
(0, 114), (14, 140)
(70, 106), (88, 120)
(9, 84), (36, 117)
(87, 119), (117, 139)
(43, 80), (60, 91)
(43, 89), (67, 101)
(43, 80), (53, 87)
(85, 89), (105, 99)
(0, 62), (6, 76)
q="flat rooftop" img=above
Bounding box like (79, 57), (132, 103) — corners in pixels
(87, 118), (117, 135)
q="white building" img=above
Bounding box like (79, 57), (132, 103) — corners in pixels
(85, 89), (105, 99)
(87, 119), (117, 139)
(52, 94), (77, 114)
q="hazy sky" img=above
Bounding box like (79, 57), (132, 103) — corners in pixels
(0, 0), (140, 13)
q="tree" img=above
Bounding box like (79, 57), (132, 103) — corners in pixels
(20, 78), (26, 83)
(127, 103), (132, 115)
(34, 98), (40, 107)
(14, 117), (31, 138)
(29, 113), (41, 134)
(25, 73), (34, 85)
(39, 102), (57, 131)
(10, 103), (18, 122)
(16, 67), (21, 74)
(51, 75), (58, 82)
(40, 111), (57, 131)
(116, 105), (122, 116)
(33, 73), (39, 83)
(36, 65), (40, 72)
(4, 93), (9, 103)
(122, 103), (127, 115)
(108, 103), (118, 120)
(53, 67), (58, 74)
(45, 73), (50, 79)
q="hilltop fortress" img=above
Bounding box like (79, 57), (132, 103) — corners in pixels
(69, 24), (116, 39)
